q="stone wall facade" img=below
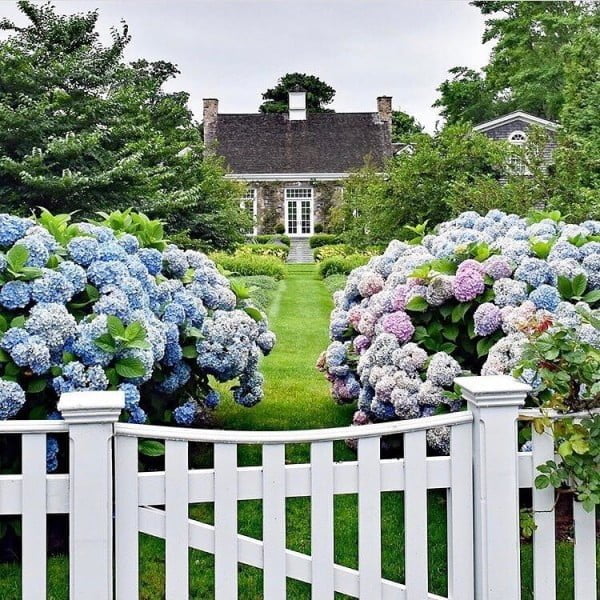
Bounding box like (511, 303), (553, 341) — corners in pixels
(246, 180), (344, 234)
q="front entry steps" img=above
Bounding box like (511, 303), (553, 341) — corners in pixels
(287, 237), (314, 263)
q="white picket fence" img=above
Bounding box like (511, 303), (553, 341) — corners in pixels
(0, 376), (596, 599)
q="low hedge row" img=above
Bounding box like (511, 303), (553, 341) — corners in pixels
(309, 234), (343, 249)
(211, 253), (286, 280)
(317, 254), (371, 278)
(253, 234), (291, 247)
(322, 274), (348, 294)
(230, 275), (280, 312)
(237, 243), (289, 260)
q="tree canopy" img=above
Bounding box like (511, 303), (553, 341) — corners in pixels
(434, 1), (594, 125)
(0, 1), (249, 249)
(391, 109), (423, 143)
(259, 73), (336, 113)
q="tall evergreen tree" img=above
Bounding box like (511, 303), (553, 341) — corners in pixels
(0, 1), (249, 249)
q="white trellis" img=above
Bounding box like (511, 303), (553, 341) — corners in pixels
(0, 376), (596, 599)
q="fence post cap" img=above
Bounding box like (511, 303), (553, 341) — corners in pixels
(455, 375), (530, 407)
(58, 390), (124, 423)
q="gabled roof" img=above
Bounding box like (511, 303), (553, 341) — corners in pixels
(473, 111), (559, 133)
(212, 112), (393, 175)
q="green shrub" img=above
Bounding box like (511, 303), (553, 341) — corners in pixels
(212, 253), (286, 280)
(254, 234), (291, 247)
(314, 244), (381, 262)
(314, 223), (324, 233)
(231, 276), (280, 312)
(237, 243), (289, 260)
(318, 254), (371, 278)
(323, 274), (347, 294)
(275, 223), (285, 234)
(309, 233), (343, 249)
(168, 231), (212, 253)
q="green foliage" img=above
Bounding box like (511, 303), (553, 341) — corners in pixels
(236, 243), (289, 261)
(391, 109), (423, 142)
(95, 210), (168, 250)
(211, 253), (286, 280)
(253, 234), (291, 247)
(313, 244), (378, 263)
(309, 233), (343, 249)
(259, 73), (335, 114)
(322, 274), (347, 295)
(514, 310), (600, 511)
(0, 1), (249, 250)
(338, 125), (509, 246)
(230, 276), (280, 312)
(317, 255), (371, 278)
(435, 2), (592, 124)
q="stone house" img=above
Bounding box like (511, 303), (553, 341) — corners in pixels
(202, 90), (394, 236)
(473, 110), (559, 171)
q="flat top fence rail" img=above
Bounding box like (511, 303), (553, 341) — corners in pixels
(0, 420), (69, 433)
(114, 411), (473, 443)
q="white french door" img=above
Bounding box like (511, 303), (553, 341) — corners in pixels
(285, 188), (313, 236)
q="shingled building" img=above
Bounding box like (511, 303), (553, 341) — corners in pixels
(203, 89), (394, 236)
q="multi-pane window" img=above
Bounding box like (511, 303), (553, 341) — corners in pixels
(507, 131), (529, 175)
(285, 188), (312, 235)
(240, 189), (257, 235)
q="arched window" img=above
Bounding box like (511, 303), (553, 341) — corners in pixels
(508, 130), (527, 145)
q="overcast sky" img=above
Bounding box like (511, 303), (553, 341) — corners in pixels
(0, 0), (492, 131)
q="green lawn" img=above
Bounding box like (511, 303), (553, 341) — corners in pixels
(0, 264), (594, 599)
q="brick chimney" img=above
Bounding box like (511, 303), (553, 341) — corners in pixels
(288, 86), (307, 121)
(377, 96), (393, 136)
(203, 98), (218, 151)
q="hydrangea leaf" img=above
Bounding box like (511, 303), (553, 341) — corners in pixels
(7, 245), (29, 272)
(405, 296), (428, 312)
(244, 307), (263, 322)
(107, 315), (125, 339)
(27, 379), (47, 394)
(115, 357), (146, 379)
(139, 440), (165, 457)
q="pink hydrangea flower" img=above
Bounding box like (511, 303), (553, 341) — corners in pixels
(380, 311), (414, 342)
(452, 268), (485, 302)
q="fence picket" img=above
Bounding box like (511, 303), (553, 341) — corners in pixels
(21, 433), (47, 600)
(263, 443), (287, 599)
(358, 436), (382, 599)
(573, 500), (597, 600)
(214, 443), (238, 599)
(404, 430), (428, 600)
(165, 439), (189, 599)
(447, 423), (473, 600)
(531, 427), (556, 599)
(310, 441), (334, 599)
(115, 435), (140, 599)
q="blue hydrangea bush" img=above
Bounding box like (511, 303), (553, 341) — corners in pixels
(0, 210), (276, 467)
(318, 210), (600, 452)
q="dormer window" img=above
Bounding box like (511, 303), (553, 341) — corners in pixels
(508, 130), (527, 145)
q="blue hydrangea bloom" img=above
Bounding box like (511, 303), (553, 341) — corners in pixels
(0, 215), (33, 247)
(46, 437), (59, 473)
(16, 236), (50, 267)
(0, 280), (31, 310)
(67, 237), (99, 267)
(30, 270), (75, 304)
(173, 399), (198, 425)
(138, 248), (163, 275)
(0, 379), (26, 419)
(529, 285), (561, 311)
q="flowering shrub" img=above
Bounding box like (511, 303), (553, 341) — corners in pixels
(318, 210), (600, 452)
(514, 311), (600, 512)
(0, 210), (276, 446)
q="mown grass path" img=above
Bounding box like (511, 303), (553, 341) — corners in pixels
(216, 263), (355, 435)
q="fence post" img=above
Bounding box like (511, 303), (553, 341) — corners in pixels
(455, 375), (530, 600)
(58, 391), (124, 600)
